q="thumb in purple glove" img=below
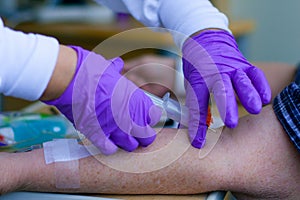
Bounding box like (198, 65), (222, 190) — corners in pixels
(44, 46), (162, 155)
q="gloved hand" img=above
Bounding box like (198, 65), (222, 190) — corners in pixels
(182, 30), (271, 148)
(44, 46), (162, 155)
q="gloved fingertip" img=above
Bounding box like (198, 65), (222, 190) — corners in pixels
(225, 121), (238, 129)
(261, 90), (272, 105)
(131, 124), (157, 147)
(191, 138), (206, 149)
(109, 130), (140, 152)
(122, 140), (139, 152)
(224, 114), (238, 129)
(190, 125), (207, 148)
(238, 88), (262, 115)
(246, 98), (262, 114)
(247, 67), (272, 105)
(137, 134), (156, 147)
(110, 57), (124, 73)
(89, 134), (118, 155)
(96, 140), (119, 155)
(148, 105), (162, 126)
(101, 147), (118, 155)
(111, 57), (124, 65)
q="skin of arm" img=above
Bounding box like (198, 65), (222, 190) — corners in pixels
(1, 104), (299, 199)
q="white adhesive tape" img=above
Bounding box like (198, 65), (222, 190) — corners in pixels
(43, 139), (99, 189)
(55, 160), (80, 189)
(43, 139), (100, 164)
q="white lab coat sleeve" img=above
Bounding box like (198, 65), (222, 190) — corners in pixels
(95, 0), (230, 48)
(0, 19), (59, 101)
(95, 0), (161, 27)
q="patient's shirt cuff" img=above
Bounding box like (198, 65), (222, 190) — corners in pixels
(273, 78), (300, 153)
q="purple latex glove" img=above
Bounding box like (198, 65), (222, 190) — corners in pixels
(182, 30), (271, 148)
(44, 46), (161, 155)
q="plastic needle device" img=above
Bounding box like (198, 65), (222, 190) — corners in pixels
(143, 90), (189, 127)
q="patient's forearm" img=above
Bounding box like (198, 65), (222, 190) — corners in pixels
(3, 105), (300, 199)
(18, 128), (221, 194)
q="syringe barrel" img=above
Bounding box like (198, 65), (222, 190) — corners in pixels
(143, 90), (189, 127)
(163, 94), (189, 127)
(143, 90), (165, 108)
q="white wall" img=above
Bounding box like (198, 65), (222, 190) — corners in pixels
(229, 0), (300, 64)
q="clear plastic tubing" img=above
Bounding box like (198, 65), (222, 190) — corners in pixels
(143, 90), (189, 127)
